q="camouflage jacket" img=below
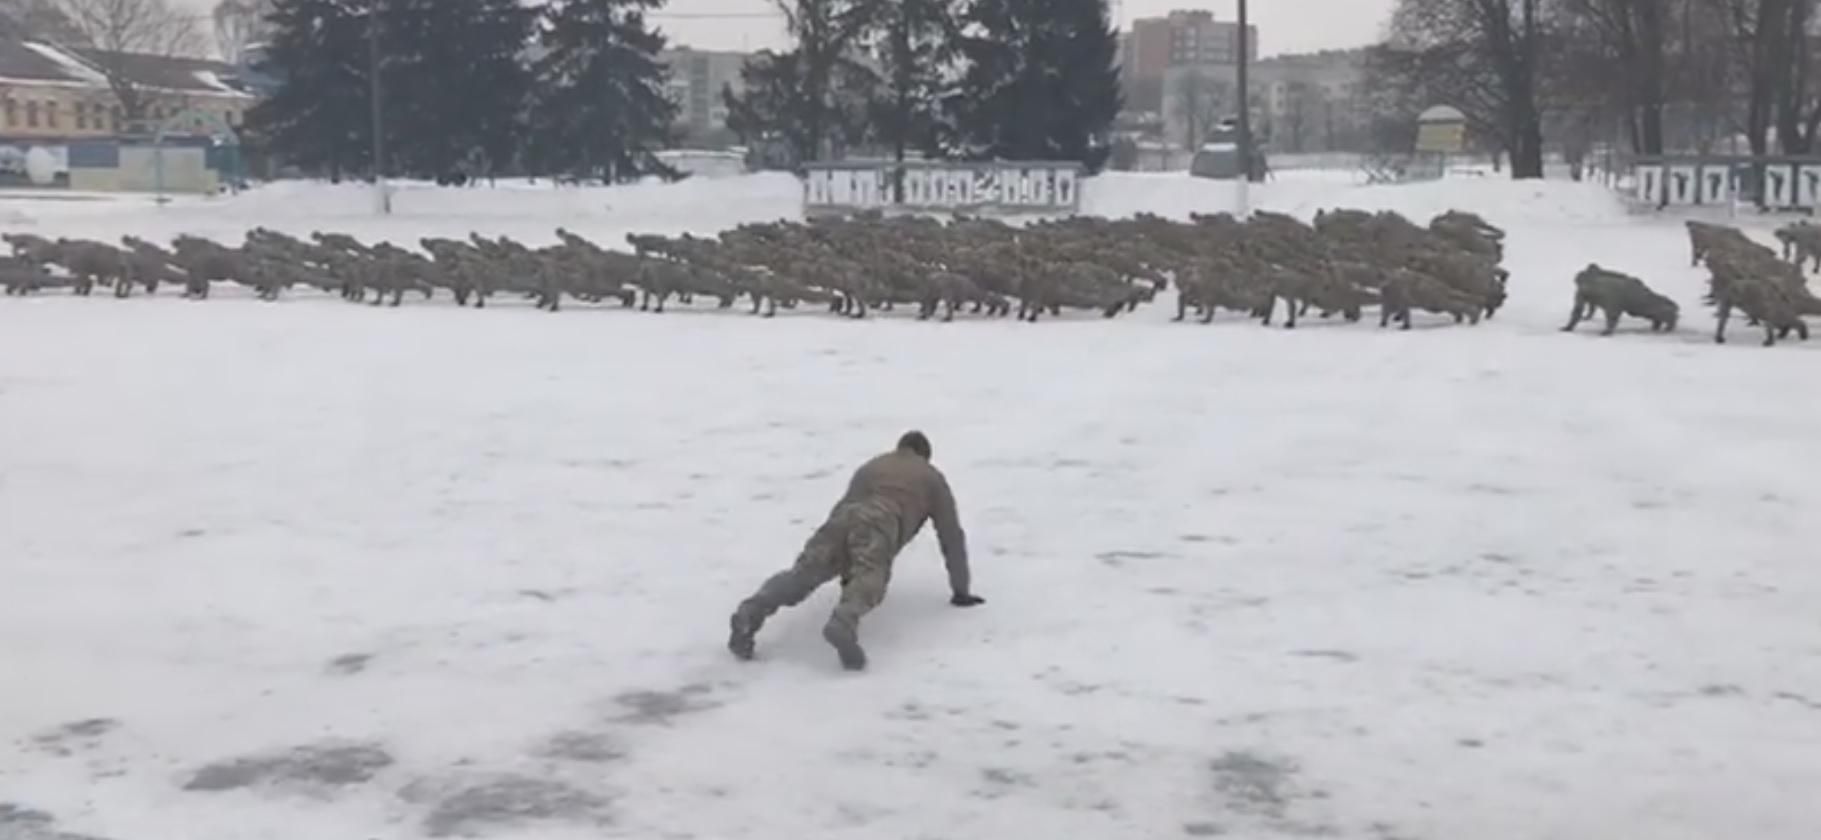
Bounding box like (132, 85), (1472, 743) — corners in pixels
(830, 449), (971, 595)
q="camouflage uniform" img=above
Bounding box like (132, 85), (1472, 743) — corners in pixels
(729, 441), (972, 670)
(736, 499), (903, 631)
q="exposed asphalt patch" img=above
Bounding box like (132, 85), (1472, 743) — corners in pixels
(402, 774), (615, 838)
(182, 740), (394, 794)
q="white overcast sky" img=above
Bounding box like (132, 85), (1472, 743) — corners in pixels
(175, 0), (1394, 59)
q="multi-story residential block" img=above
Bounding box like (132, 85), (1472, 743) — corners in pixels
(1250, 48), (1368, 153)
(657, 47), (748, 148)
(1122, 9), (1258, 116)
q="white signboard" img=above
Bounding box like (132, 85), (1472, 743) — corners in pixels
(1798, 165), (1821, 207)
(1629, 160), (1821, 210)
(1665, 165), (1698, 205)
(1698, 166), (1729, 205)
(1764, 166), (1794, 208)
(804, 163), (1083, 215)
(1636, 166), (1663, 205)
(1415, 121), (1466, 154)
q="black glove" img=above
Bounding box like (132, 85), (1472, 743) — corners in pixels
(950, 593), (985, 607)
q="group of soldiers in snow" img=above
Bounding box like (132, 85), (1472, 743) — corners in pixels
(1557, 219), (1821, 346)
(1553, 218), (1821, 346)
(1, 208), (1515, 332)
(12, 210), (1819, 346)
(1665, 219), (1821, 346)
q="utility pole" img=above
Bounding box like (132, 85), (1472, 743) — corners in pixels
(369, 0), (391, 215)
(1235, 0), (1253, 214)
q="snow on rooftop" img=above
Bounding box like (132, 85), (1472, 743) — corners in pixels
(22, 40), (109, 86)
(190, 68), (247, 96)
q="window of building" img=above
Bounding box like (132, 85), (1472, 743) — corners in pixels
(75, 103), (88, 130)
(3, 99), (14, 128)
(44, 101), (57, 129)
(111, 106), (122, 131)
(26, 101), (39, 128)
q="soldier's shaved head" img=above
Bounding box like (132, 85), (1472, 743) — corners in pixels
(897, 431), (931, 459)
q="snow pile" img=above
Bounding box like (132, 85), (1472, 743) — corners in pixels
(2, 170), (1819, 840)
(1, 172), (806, 254)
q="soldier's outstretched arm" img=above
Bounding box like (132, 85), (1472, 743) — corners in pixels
(930, 471), (981, 606)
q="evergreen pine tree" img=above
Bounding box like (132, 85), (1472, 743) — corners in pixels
(724, 0), (878, 166)
(864, 0), (956, 164)
(526, 0), (679, 182)
(946, 0), (1121, 171)
(377, 0), (536, 180)
(723, 48), (878, 167)
(245, 0), (371, 179)
(723, 50), (809, 168)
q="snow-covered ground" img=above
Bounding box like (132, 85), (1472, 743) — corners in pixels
(3, 171), (1820, 840)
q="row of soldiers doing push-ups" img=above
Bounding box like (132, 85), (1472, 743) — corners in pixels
(1566, 218), (1821, 347)
(1664, 219), (1821, 346)
(4, 209), (1818, 345)
(0, 208), (1513, 331)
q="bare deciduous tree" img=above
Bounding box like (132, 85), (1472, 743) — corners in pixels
(863, 0), (954, 166)
(1281, 80), (1323, 152)
(1, 0), (82, 39)
(770, 0), (880, 161)
(54, 0), (205, 125)
(1673, 0), (1736, 153)
(1170, 67), (1222, 150)
(1756, 0), (1820, 154)
(1557, 0), (1666, 153)
(211, 0), (270, 65)
(1372, 0), (1549, 178)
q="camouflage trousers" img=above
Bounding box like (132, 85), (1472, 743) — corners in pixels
(735, 498), (905, 635)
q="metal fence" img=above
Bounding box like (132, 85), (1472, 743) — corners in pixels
(801, 160), (1085, 217)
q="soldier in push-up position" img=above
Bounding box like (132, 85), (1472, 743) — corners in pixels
(727, 431), (983, 671)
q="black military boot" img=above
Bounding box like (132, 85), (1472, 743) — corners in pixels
(821, 618), (867, 671)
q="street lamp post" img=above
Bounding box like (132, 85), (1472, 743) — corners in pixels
(1235, 0), (1252, 214)
(369, 0), (390, 215)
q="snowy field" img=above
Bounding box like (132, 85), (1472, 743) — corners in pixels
(3, 171), (1820, 840)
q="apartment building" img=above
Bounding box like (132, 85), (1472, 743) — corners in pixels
(658, 47), (749, 148)
(1122, 9), (1258, 115)
(1250, 48), (1368, 153)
